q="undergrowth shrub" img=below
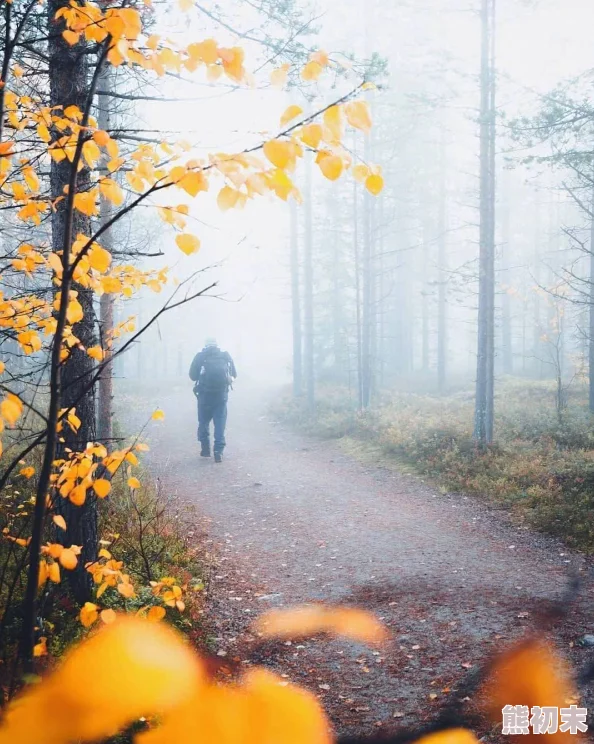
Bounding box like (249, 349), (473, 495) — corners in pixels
(272, 379), (594, 552)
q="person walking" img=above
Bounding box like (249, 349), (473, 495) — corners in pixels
(189, 338), (237, 463)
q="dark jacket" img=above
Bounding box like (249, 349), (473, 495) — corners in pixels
(189, 346), (237, 390)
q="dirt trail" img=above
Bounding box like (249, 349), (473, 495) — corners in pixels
(124, 381), (594, 738)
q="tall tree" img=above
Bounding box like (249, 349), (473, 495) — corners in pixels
(49, 0), (97, 600)
(473, 0), (496, 446)
(289, 198), (302, 397)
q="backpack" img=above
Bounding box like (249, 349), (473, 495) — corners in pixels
(198, 350), (231, 393)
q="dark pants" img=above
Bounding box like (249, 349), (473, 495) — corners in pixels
(197, 392), (228, 454)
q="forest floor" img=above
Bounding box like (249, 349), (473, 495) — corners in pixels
(120, 380), (594, 740)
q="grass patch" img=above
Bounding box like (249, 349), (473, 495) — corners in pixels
(272, 378), (594, 552)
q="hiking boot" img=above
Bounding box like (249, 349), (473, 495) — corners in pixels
(200, 445), (211, 458)
(214, 451), (223, 463)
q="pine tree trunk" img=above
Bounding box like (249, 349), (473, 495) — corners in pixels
(97, 67), (114, 443)
(303, 151), (315, 412)
(588, 183), (594, 412)
(353, 137), (364, 409)
(361, 155), (372, 409)
(437, 128), (448, 393)
(500, 180), (513, 375)
(289, 199), (302, 397)
(473, 0), (496, 446)
(49, 0), (97, 601)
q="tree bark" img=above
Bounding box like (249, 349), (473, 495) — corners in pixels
(473, 0), (496, 446)
(303, 150), (315, 412)
(588, 181), (594, 413)
(437, 127), (448, 393)
(289, 198), (302, 397)
(97, 66), (114, 443)
(49, 0), (97, 601)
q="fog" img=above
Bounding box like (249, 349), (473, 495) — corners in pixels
(114, 0), (594, 399)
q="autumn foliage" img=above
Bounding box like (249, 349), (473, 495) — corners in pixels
(0, 0), (587, 742)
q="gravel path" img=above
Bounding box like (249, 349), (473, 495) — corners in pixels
(124, 381), (594, 739)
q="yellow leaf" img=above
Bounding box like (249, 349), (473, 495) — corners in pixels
(69, 484), (87, 506)
(59, 548), (78, 570)
(269, 168), (294, 201)
(33, 637), (47, 657)
(253, 605), (389, 645)
(118, 582), (135, 599)
(48, 561), (60, 583)
(361, 81), (377, 91)
(38, 561), (48, 588)
(178, 170), (208, 197)
(101, 609), (117, 625)
(0, 362), (4, 374)
(19, 466), (35, 479)
(87, 346), (104, 361)
(300, 123), (323, 150)
(270, 63), (290, 89)
(83, 139), (101, 168)
(352, 164), (370, 183)
(53, 515), (67, 531)
(301, 60), (323, 81)
(317, 153), (343, 181)
(142, 668), (331, 744)
(93, 479), (111, 498)
(345, 100), (372, 133)
(175, 234), (201, 256)
(152, 409), (165, 421)
(280, 104), (303, 128)
(89, 244), (112, 273)
(128, 477), (141, 489)
(323, 105), (343, 142)
(66, 297), (83, 324)
(93, 129), (111, 147)
(217, 185), (239, 211)
(147, 605), (166, 622)
(1, 394), (23, 426)
(80, 602), (99, 628)
(263, 140), (292, 169)
(62, 30), (80, 45)
(99, 178), (124, 207)
(365, 173), (384, 196)
(0, 618), (202, 743)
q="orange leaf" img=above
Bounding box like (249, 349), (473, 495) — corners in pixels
(127, 477), (141, 489)
(147, 605), (166, 622)
(101, 609), (117, 625)
(480, 638), (576, 743)
(80, 602), (99, 627)
(93, 479), (111, 498)
(253, 605), (389, 644)
(59, 548), (78, 570)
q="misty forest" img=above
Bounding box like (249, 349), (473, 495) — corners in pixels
(1, 0), (594, 742)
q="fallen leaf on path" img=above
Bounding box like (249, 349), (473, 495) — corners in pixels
(253, 605), (389, 645)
